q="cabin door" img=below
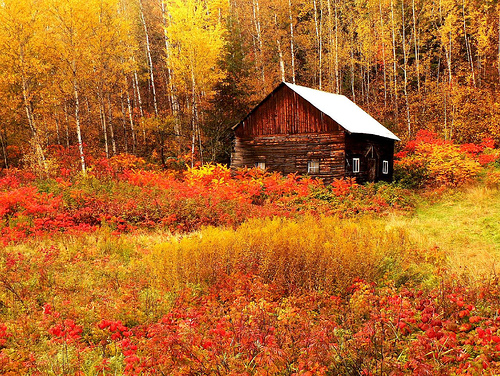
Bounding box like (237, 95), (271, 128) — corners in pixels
(367, 158), (377, 181)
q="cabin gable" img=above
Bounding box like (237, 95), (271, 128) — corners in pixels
(235, 84), (342, 137)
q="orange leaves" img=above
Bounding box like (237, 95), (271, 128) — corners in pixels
(0, 164), (414, 244)
(394, 130), (497, 187)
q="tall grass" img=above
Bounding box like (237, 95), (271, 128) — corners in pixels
(147, 216), (412, 294)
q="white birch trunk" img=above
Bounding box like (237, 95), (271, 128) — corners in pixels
(139, 0), (159, 117)
(288, 0), (296, 84)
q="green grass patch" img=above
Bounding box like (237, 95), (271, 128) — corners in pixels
(385, 185), (500, 280)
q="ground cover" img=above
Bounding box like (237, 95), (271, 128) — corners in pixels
(386, 185), (500, 282)
(0, 133), (499, 375)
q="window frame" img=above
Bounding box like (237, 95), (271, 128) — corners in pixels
(255, 161), (266, 170)
(307, 159), (320, 174)
(382, 160), (389, 174)
(352, 158), (360, 173)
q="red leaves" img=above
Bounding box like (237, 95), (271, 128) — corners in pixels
(0, 165), (413, 244)
(48, 319), (82, 344)
(395, 131), (498, 187)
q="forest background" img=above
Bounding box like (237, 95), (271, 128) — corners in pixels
(0, 0), (499, 173)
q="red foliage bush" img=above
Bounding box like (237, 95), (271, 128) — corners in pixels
(395, 131), (498, 188)
(0, 164), (412, 244)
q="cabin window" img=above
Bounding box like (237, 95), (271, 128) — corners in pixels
(382, 160), (389, 174)
(255, 162), (266, 170)
(352, 158), (360, 173)
(308, 160), (320, 174)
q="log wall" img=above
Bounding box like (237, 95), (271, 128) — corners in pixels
(232, 133), (346, 183)
(232, 83), (396, 184)
(344, 134), (395, 183)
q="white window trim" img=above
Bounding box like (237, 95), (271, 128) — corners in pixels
(382, 160), (389, 174)
(307, 159), (320, 174)
(255, 162), (266, 170)
(353, 158), (360, 173)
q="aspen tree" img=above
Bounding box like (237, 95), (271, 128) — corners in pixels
(0, 0), (49, 170)
(401, 0), (411, 135)
(412, 0), (420, 93)
(379, 0), (388, 106)
(288, 0), (296, 84)
(164, 0), (227, 166)
(274, 13), (286, 82)
(139, 0), (159, 117)
(390, 0), (398, 120)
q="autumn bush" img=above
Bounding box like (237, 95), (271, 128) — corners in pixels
(147, 216), (412, 294)
(0, 163), (413, 245)
(2, 143), (500, 374)
(394, 130), (499, 188)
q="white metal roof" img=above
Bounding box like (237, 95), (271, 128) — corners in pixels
(285, 82), (400, 141)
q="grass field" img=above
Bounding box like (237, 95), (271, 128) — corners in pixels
(386, 185), (500, 281)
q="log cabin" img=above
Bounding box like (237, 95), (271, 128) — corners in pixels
(231, 82), (400, 184)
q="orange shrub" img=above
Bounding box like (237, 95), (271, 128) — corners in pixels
(395, 131), (482, 187)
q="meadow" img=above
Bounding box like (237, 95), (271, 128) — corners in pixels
(1, 132), (500, 375)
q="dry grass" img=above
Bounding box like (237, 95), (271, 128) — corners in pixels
(146, 215), (411, 294)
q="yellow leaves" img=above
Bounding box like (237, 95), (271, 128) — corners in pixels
(164, 0), (227, 96)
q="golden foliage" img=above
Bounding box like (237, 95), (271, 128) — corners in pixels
(147, 215), (410, 294)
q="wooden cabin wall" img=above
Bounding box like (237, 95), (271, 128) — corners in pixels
(344, 134), (395, 183)
(235, 85), (341, 137)
(232, 133), (346, 183)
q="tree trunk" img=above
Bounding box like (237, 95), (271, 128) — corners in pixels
(99, 102), (109, 159)
(107, 93), (117, 156)
(412, 0), (420, 93)
(288, 0), (296, 84)
(252, 0), (265, 89)
(379, 0), (388, 107)
(125, 86), (137, 153)
(73, 77), (86, 173)
(401, 1), (411, 136)
(160, 0), (182, 141)
(462, 0), (475, 86)
(120, 95), (129, 153)
(275, 14), (285, 82)
(390, 0), (399, 120)
(139, 0), (159, 117)
(0, 130), (7, 169)
(64, 103), (70, 149)
(313, 0), (322, 89)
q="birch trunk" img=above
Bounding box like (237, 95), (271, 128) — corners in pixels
(313, 0), (322, 89)
(401, 1), (411, 136)
(390, 0), (399, 119)
(120, 95), (128, 153)
(99, 101), (109, 159)
(107, 94), (117, 156)
(274, 14), (285, 82)
(288, 0), (296, 84)
(160, 0), (181, 139)
(412, 0), (420, 93)
(73, 77), (86, 173)
(379, 0), (388, 107)
(125, 87), (137, 153)
(64, 103), (70, 149)
(462, 0), (475, 86)
(139, 0), (159, 117)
